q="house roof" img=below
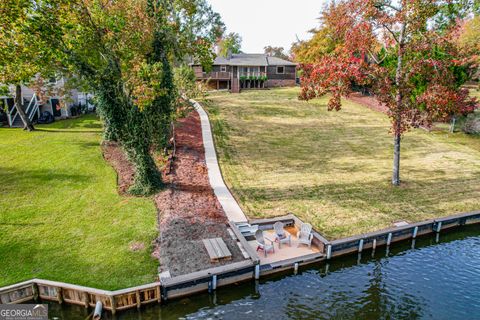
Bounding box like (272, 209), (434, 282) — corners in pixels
(210, 53), (297, 67)
(266, 56), (297, 66)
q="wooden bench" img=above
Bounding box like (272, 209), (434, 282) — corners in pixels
(202, 238), (232, 262)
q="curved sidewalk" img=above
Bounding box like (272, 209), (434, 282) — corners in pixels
(191, 99), (248, 223)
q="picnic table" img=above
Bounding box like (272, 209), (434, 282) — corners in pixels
(202, 238), (232, 262)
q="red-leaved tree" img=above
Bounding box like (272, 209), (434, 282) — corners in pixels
(299, 0), (478, 186)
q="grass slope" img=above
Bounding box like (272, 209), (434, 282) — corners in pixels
(205, 88), (480, 239)
(0, 115), (158, 290)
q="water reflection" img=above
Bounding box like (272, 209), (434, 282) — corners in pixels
(46, 225), (480, 320)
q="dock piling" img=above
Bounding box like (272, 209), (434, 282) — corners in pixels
(413, 226), (418, 239)
(93, 301), (103, 320)
(254, 265), (260, 280)
(212, 275), (217, 291)
(326, 244), (332, 260)
(436, 221), (442, 233)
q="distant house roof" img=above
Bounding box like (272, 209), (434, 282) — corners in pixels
(266, 56), (297, 66)
(208, 53), (297, 66)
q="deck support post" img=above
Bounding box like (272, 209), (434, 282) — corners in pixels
(32, 283), (39, 301)
(110, 296), (116, 315)
(136, 291), (141, 309)
(386, 233), (392, 246)
(326, 244), (332, 260)
(156, 285), (161, 303)
(57, 287), (63, 304)
(294, 263), (299, 275)
(82, 292), (90, 309)
(372, 239), (377, 250)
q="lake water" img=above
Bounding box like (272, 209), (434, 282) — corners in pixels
(47, 225), (480, 320)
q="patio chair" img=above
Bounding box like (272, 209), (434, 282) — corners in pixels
(297, 223), (314, 248)
(273, 221), (291, 249)
(255, 229), (275, 257)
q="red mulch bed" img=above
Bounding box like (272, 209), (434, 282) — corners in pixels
(347, 92), (388, 114)
(155, 111), (244, 277)
(102, 111), (245, 276)
(102, 141), (136, 194)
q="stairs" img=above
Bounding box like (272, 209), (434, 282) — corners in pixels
(8, 94), (40, 128)
(11, 115), (24, 128)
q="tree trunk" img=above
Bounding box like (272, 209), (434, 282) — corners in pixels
(124, 108), (162, 195)
(392, 132), (401, 186)
(14, 84), (35, 131)
(392, 24), (406, 186)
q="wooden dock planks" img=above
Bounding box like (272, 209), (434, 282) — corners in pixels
(202, 238), (232, 262)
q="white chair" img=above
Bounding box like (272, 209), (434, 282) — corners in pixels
(273, 221), (291, 249)
(255, 229), (275, 257)
(297, 223), (313, 248)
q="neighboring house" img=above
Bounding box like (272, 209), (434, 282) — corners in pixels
(191, 53), (297, 93)
(0, 79), (94, 128)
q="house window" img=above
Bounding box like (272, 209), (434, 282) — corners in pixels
(220, 65), (227, 72)
(276, 66), (285, 74)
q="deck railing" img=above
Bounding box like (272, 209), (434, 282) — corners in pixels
(198, 71), (231, 79)
(239, 72), (267, 78)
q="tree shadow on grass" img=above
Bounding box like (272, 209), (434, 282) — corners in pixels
(0, 167), (92, 194)
(0, 222), (45, 226)
(71, 141), (101, 149)
(35, 128), (101, 133)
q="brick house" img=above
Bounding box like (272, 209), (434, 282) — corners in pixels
(191, 53), (297, 93)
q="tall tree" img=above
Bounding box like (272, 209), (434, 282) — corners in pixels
(1, 0), (224, 194)
(217, 32), (242, 57)
(264, 46), (290, 60)
(454, 16), (480, 83)
(299, 0), (478, 186)
(0, 0), (58, 131)
(291, 1), (358, 63)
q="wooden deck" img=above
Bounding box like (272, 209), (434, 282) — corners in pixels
(248, 226), (320, 265)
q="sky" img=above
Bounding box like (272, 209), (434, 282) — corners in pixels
(207, 0), (326, 54)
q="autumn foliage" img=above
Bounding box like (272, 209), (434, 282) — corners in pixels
(297, 0), (479, 185)
(300, 0), (477, 133)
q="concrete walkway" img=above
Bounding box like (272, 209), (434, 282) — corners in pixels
(191, 99), (248, 223)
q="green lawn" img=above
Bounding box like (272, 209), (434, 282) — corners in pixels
(0, 115), (158, 290)
(205, 88), (480, 239)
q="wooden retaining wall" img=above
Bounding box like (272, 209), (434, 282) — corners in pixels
(0, 279), (161, 315)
